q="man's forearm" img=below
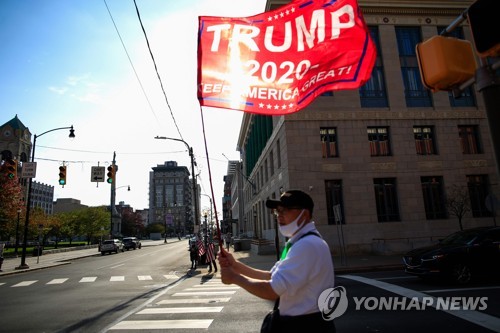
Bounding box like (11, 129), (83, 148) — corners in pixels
(234, 261), (272, 280)
(232, 274), (279, 300)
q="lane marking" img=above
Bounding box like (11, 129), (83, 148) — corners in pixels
(137, 306), (224, 314)
(138, 275), (152, 281)
(341, 275), (500, 332)
(12, 281), (37, 287)
(80, 277), (97, 283)
(173, 291), (236, 297)
(110, 276), (125, 282)
(184, 286), (240, 291)
(156, 297), (231, 305)
(47, 278), (68, 285)
(108, 319), (212, 330)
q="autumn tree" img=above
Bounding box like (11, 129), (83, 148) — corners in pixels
(0, 175), (24, 240)
(121, 210), (145, 237)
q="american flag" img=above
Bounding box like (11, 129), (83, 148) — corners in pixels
(196, 239), (205, 257)
(206, 242), (216, 262)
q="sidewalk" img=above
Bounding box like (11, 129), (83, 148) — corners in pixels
(0, 239), (403, 277)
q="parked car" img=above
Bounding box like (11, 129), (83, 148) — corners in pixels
(122, 237), (141, 250)
(100, 239), (124, 255)
(403, 226), (500, 284)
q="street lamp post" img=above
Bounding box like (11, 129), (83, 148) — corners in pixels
(15, 208), (21, 256)
(154, 136), (200, 229)
(17, 125), (75, 270)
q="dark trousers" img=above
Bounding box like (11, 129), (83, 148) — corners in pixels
(279, 312), (336, 333)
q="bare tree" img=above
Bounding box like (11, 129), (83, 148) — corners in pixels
(446, 185), (471, 231)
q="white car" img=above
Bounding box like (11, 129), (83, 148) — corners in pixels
(100, 239), (124, 255)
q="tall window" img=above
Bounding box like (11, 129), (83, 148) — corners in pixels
(421, 176), (447, 219)
(325, 180), (344, 224)
(438, 26), (476, 107)
(467, 175), (492, 218)
(458, 125), (482, 154)
(320, 127), (338, 158)
(368, 127), (391, 156)
(414, 126), (436, 155)
(360, 26), (388, 107)
(276, 139), (281, 169)
(373, 178), (400, 222)
(269, 150), (275, 176)
(395, 27), (433, 107)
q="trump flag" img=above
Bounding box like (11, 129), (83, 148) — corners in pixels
(197, 0), (376, 115)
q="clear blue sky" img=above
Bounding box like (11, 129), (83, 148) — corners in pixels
(0, 0), (267, 212)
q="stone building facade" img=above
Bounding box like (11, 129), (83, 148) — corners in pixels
(234, 0), (499, 254)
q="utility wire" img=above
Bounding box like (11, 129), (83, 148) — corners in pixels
(103, 0), (161, 127)
(132, 0), (184, 141)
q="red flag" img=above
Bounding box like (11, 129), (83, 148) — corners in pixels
(198, 0), (376, 115)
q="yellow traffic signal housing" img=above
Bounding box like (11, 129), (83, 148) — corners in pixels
(416, 36), (477, 92)
(107, 165), (116, 184)
(59, 166), (67, 185)
(5, 159), (17, 179)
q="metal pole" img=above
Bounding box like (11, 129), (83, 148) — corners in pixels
(17, 125), (74, 270)
(16, 134), (36, 269)
(15, 209), (21, 256)
(110, 152), (116, 238)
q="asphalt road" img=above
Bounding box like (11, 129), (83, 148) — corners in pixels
(0, 241), (499, 333)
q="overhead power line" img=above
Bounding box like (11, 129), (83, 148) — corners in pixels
(132, 0), (184, 141)
(103, 0), (161, 127)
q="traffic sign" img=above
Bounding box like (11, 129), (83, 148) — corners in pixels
(21, 162), (37, 178)
(91, 166), (106, 182)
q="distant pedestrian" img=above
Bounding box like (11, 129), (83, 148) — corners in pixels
(0, 243), (5, 272)
(225, 233), (231, 251)
(206, 242), (218, 273)
(189, 240), (198, 270)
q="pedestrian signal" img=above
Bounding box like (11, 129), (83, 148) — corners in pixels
(416, 35), (477, 92)
(59, 166), (67, 185)
(107, 165), (116, 184)
(467, 0), (500, 57)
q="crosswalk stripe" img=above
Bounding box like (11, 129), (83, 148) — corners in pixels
(12, 281), (37, 287)
(185, 286), (240, 291)
(80, 277), (97, 283)
(0, 283), (5, 286)
(138, 275), (152, 281)
(173, 290), (236, 296)
(137, 306), (224, 314)
(163, 274), (178, 279)
(156, 297), (231, 305)
(108, 319), (213, 330)
(47, 278), (68, 285)
(110, 276), (125, 282)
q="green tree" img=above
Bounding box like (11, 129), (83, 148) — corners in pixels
(77, 207), (109, 244)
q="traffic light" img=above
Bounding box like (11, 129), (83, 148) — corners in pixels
(58, 166), (67, 185)
(107, 165), (116, 184)
(5, 159), (17, 179)
(467, 0), (500, 57)
(416, 35), (477, 92)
